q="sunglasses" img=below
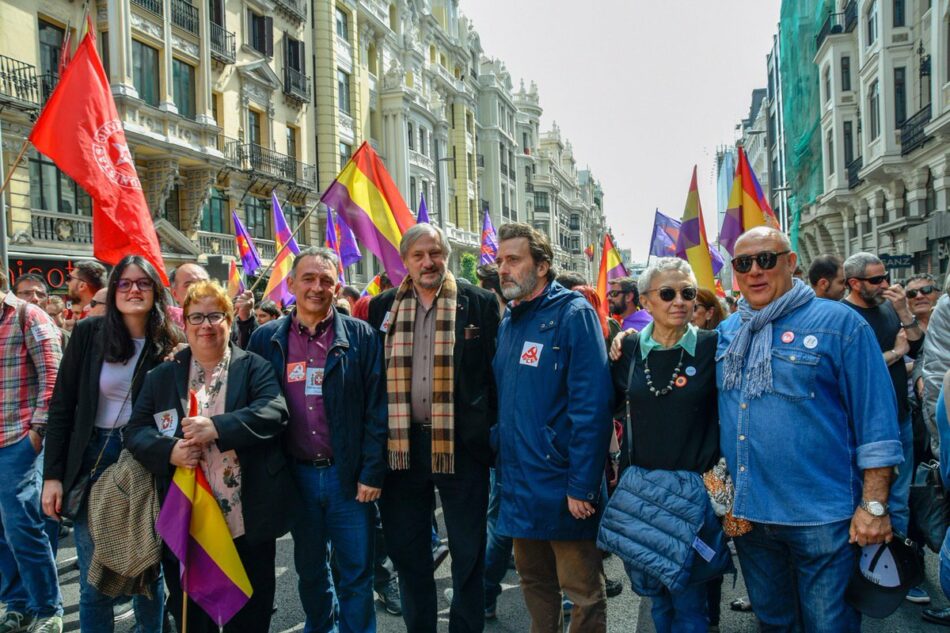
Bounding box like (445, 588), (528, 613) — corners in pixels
(646, 286), (698, 302)
(851, 273), (890, 285)
(606, 290), (630, 298)
(185, 312), (228, 326)
(116, 278), (155, 292)
(906, 285), (936, 298)
(88, 299), (104, 309)
(731, 250), (791, 274)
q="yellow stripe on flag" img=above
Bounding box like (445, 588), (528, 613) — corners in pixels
(340, 162), (404, 251)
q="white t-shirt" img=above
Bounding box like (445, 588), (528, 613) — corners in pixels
(94, 338), (146, 429)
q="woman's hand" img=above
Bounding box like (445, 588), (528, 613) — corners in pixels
(170, 440), (202, 469)
(609, 328), (636, 361)
(164, 342), (189, 362)
(42, 480), (63, 521)
(181, 416), (219, 446)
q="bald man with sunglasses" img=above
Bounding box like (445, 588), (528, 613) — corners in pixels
(717, 228), (901, 631)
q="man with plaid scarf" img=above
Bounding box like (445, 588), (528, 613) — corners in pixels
(369, 223), (500, 633)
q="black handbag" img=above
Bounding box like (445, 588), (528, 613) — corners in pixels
(909, 459), (950, 553)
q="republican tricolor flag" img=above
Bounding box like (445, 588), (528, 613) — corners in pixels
(232, 211), (262, 277)
(479, 209), (498, 265)
(719, 146), (780, 255)
(155, 392), (252, 626)
(262, 194), (300, 307)
(675, 166), (716, 291)
(227, 260), (244, 298)
(361, 274), (382, 297)
(595, 234), (627, 319)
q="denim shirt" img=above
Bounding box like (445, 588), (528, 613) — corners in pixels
(716, 297), (902, 526)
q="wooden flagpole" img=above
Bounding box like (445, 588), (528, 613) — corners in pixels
(246, 198), (322, 294)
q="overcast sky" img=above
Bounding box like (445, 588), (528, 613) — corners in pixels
(461, 0), (782, 261)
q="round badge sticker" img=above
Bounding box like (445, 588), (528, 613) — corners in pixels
(781, 331), (795, 344)
(803, 335), (818, 349)
(675, 375), (688, 388)
(685, 366), (697, 377)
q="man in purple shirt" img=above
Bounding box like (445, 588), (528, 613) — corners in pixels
(608, 276), (652, 331)
(248, 247), (387, 633)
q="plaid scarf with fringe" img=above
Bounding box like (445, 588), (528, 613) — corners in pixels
(385, 272), (457, 473)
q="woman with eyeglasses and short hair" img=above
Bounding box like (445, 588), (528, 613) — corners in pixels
(609, 257), (729, 632)
(691, 288), (727, 332)
(43, 255), (181, 632)
(126, 280), (294, 632)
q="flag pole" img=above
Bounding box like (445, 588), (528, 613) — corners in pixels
(247, 198), (321, 294)
(181, 589), (188, 633)
(0, 139), (30, 198)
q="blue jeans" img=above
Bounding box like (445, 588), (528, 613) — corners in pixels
(292, 463), (375, 633)
(483, 468), (512, 609)
(889, 416), (914, 535)
(74, 430), (164, 632)
(734, 520), (859, 632)
(649, 583), (708, 633)
(0, 436), (61, 618)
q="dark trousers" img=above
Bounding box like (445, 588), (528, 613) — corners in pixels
(379, 426), (489, 633)
(163, 538), (276, 633)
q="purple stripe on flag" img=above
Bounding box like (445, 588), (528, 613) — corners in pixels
(606, 264), (626, 282)
(676, 217), (702, 259)
(323, 181), (407, 284)
(155, 483), (191, 561)
(335, 212), (363, 268)
(182, 537), (251, 626)
(719, 208), (744, 256)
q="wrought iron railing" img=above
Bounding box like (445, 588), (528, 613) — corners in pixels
(283, 67), (310, 102)
(900, 104), (933, 156)
(225, 140), (316, 188)
(844, 0), (858, 32)
(274, 0), (306, 20)
(171, 0), (198, 34)
(210, 22), (236, 63)
(847, 156), (863, 190)
(131, 0), (163, 16)
(0, 55), (39, 108)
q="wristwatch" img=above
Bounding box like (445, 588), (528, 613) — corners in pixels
(860, 499), (889, 517)
(901, 317), (919, 329)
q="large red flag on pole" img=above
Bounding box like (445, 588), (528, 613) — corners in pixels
(29, 34), (168, 284)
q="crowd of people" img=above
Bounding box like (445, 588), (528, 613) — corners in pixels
(0, 221), (948, 633)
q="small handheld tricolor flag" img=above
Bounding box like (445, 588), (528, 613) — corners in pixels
(320, 142), (415, 285)
(584, 244), (595, 261)
(650, 210), (724, 274)
(232, 211), (262, 277)
(325, 209), (347, 284)
(417, 193), (430, 224)
(227, 260), (244, 298)
(719, 146), (780, 255)
(262, 194), (300, 307)
(479, 209), (498, 265)
(675, 166), (716, 291)
(361, 274), (382, 297)
(155, 392), (252, 627)
(595, 234), (627, 319)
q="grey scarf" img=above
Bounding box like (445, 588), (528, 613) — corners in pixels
(721, 279), (815, 398)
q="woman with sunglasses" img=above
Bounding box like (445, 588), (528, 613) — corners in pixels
(42, 255), (181, 632)
(611, 257), (725, 632)
(691, 288), (727, 331)
(126, 281), (293, 632)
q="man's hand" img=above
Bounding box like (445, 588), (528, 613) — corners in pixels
(567, 496), (596, 520)
(849, 506), (893, 546)
(235, 291), (255, 320)
(28, 429), (43, 454)
(893, 328), (910, 358)
(609, 328), (637, 362)
(181, 416), (219, 446)
(883, 284), (913, 321)
(356, 483), (381, 503)
(41, 479), (63, 521)
(170, 440), (202, 469)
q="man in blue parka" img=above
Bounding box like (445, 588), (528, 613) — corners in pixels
(492, 222), (613, 633)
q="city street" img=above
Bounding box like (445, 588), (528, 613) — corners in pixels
(56, 515), (950, 633)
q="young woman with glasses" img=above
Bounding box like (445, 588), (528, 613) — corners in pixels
(42, 255), (180, 632)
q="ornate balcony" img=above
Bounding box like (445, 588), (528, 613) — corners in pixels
(210, 22), (236, 63)
(274, 0), (306, 22)
(0, 55), (39, 111)
(31, 211), (93, 245)
(225, 141), (317, 189)
(847, 156), (863, 190)
(900, 105), (933, 156)
(283, 66), (310, 103)
(171, 0), (198, 34)
(131, 0), (163, 16)
(197, 231), (236, 257)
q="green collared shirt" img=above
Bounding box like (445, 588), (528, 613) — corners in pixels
(638, 322), (699, 360)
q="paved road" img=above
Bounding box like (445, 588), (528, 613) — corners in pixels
(57, 523), (950, 632)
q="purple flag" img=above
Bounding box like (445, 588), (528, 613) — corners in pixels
(232, 211), (262, 276)
(417, 193), (430, 224)
(650, 210), (723, 275)
(479, 209), (498, 265)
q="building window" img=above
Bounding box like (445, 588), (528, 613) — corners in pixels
(410, 177), (416, 209)
(244, 197), (270, 239)
(201, 188), (228, 233)
(869, 80), (880, 140)
(335, 7), (348, 40)
(172, 59), (196, 119)
(132, 40), (159, 107)
(339, 142), (351, 170)
(867, 2), (878, 46)
(38, 20), (63, 77)
(337, 69), (350, 115)
(894, 66), (906, 126)
(286, 126), (297, 159)
(29, 153), (92, 215)
(248, 110), (262, 146)
(926, 170), (937, 213)
(824, 66), (831, 103)
(285, 35), (305, 75)
(284, 204), (304, 239)
(419, 127), (428, 156)
(893, 0), (905, 27)
(844, 121), (854, 165)
(841, 56), (851, 91)
(826, 130), (835, 175)
(247, 10), (272, 56)
(535, 191), (549, 211)
(407, 122), (414, 150)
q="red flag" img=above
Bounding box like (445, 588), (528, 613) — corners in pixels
(57, 27), (72, 77)
(29, 34), (168, 285)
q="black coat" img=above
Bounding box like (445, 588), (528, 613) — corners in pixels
(125, 344), (297, 544)
(44, 317), (164, 493)
(368, 281), (500, 466)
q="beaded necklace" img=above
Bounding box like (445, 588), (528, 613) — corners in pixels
(643, 348), (685, 397)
